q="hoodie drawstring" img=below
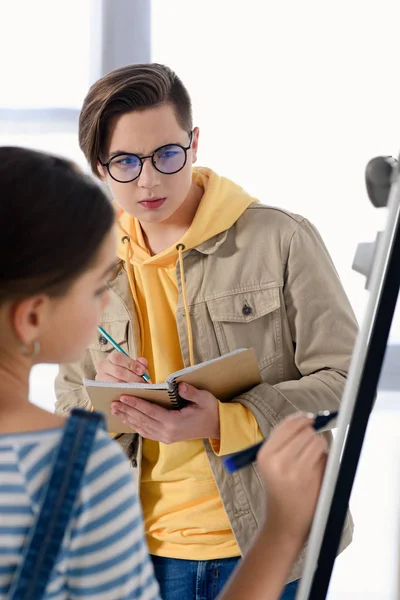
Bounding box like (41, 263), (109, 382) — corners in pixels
(176, 244), (195, 367)
(121, 237), (195, 368)
(122, 236), (145, 357)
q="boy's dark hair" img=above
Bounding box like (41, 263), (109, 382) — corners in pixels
(79, 63), (193, 176)
(0, 146), (115, 302)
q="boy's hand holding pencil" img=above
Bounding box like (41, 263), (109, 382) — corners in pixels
(95, 326), (151, 384)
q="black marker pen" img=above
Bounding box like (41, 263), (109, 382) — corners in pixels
(223, 410), (338, 474)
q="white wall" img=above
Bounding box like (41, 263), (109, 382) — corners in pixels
(0, 0), (91, 109)
(151, 4), (400, 598)
(151, 0), (400, 331)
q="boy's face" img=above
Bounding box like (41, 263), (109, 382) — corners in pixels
(99, 103), (199, 224)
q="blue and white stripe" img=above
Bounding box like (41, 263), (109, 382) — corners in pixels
(0, 427), (160, 599)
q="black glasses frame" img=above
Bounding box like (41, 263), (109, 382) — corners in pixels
(99, 131), (193, 183)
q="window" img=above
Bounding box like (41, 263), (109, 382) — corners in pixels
(1, 0), (93, 410)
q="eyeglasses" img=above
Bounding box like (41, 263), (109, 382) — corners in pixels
(99, 131), (193, 183)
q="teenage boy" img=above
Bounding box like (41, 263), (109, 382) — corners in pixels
(56, 63), (357, 600)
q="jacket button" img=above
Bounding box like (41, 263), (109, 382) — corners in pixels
(99, 335), (108, 345)
(131, 458), (138, 468)
(242, 304), (253, 316)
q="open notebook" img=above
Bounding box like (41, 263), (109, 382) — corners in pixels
(84, 348), (262, 433)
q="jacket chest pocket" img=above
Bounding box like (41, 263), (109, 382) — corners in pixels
(87, 321), (130, 366)
(206, 287), (282, 370)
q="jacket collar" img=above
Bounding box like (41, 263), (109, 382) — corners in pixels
(191, 230), (229, 255)
(111, 228), (229, 286)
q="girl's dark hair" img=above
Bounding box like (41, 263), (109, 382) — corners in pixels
(0, 147), (115, 302)
(79, 63), (193, 175)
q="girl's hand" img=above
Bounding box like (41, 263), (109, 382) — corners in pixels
(257, 413), (328, 546)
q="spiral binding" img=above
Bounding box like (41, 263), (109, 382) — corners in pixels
(168, 378), (180, 409)
(168, 378), (189, 409)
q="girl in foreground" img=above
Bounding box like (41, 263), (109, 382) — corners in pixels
(0, 146), (326, 599)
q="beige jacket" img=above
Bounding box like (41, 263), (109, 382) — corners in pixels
(55, 204), (358, 582)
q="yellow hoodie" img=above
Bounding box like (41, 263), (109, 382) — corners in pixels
(117, 168), (263, 559)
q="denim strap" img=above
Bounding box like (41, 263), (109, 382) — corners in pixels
(9, 408), (105, 600)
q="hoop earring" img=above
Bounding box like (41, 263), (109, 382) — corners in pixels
(20, 340), (40, 357)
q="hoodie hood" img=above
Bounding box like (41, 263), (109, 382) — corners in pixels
(116, 167), (259, 371)
(117, 167), (259, 267)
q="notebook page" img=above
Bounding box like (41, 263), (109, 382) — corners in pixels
(83, 378), (169, 391)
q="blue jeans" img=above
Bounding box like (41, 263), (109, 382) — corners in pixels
(150, 555), (299, 600)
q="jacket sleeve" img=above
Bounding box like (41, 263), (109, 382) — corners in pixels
(55, 354), (94, 416)
(236, 218), (358, 438)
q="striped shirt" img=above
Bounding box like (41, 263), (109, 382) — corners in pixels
(0, 426), (160, 599)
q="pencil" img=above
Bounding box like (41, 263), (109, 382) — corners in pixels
(97, 325), (150, 382)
